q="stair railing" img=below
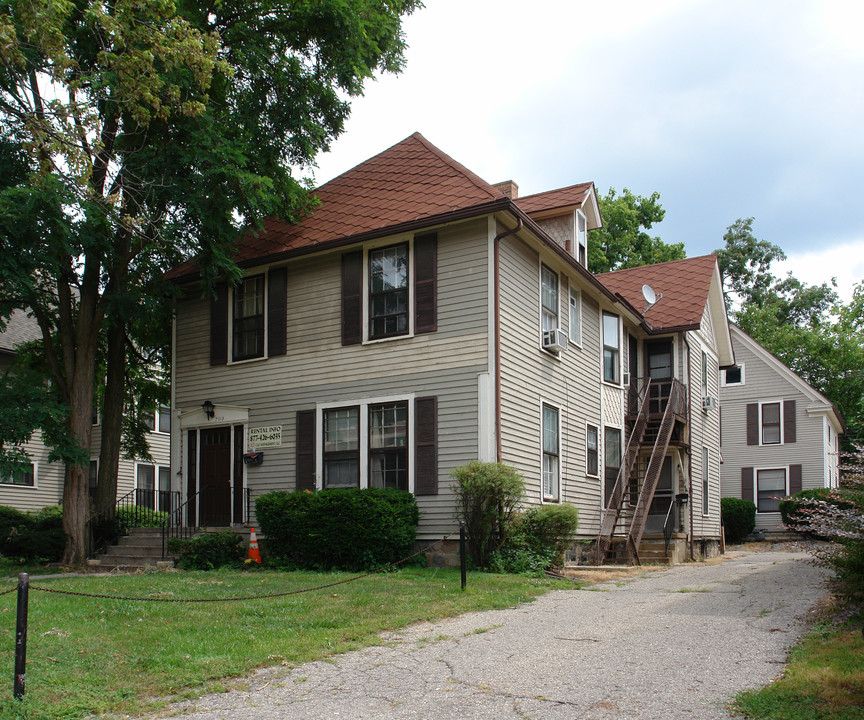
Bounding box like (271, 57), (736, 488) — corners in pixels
(662, 497), (676, 557)
(626, 378), (686, 564)
(161, 486), (253, 558)
(594, 378), (652, 564)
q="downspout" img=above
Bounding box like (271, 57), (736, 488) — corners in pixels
(494, 218), (523, 462)
(683, 332), (694, 561)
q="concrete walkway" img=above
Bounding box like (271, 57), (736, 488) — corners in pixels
(157, 550), (827, 720)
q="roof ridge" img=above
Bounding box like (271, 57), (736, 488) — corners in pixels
(410, 132), (504, 201)
(519, 181), (593, 201)
(597, 253), (717, 278)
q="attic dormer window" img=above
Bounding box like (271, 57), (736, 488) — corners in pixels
(576, 211), (587, 266)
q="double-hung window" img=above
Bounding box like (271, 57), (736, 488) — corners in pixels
(322, 407), (361, 488)
(369, 244), (409, 339)
(321, 399), (410, 491)
(761, 402), (781, 445)
(369, 401), (408, 490)
(569, 291), (581, 345)
(603, 427), (621, 505)
(158, 406), (171, 434)
(232, 274), (266, 361)
(701, 351), (709, 397)
(756, 468), (787, 513)
(540, 265), (559, 333)
(586, 424), (599, 476)
(1, 462), (35, 487)
(602, 312), (620, 384)
(576, 211), (587, 266)
(702, 447), (710, 516)
(542, 404), (560, 501)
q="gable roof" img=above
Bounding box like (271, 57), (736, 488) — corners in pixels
(516, 183), (593, 214)
(597, 254), (735, 365)
(729, 324), (845, 433)
(0, 309), (41, 354)
(597, 254), (718, 330)
(168, 133), (510, 280)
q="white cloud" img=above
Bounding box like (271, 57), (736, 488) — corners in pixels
(775, 239), (864, 303)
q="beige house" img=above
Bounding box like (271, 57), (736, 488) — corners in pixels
(168, 133), (734, 563)
(0, 309), (170, 513)
(719, 324), (843, 534)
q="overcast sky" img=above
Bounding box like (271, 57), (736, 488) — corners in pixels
(309, 0), (864, 301)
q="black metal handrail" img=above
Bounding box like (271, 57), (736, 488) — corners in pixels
(663, 497), (676, 557)
(86, 488), (181, 558)
(161, 486), (253, 558)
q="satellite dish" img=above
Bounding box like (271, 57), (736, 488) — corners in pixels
(642, 285), (656, 305)
(641, 284), (662, 314)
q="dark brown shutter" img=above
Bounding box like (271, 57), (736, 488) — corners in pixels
(267, 267), (288, 357)
(414, 396), (438, 495)
(233, 425), (244, 523)
(210, 282), (228, 366)
(789, 464), (802, 496)
(414, 233), (437, 334)
(741, 466), (753, 501)
(296, 409), (316, 491)
(187, 430), (198, 527)
(341, 250), (363, 345)
(783, 400), (797, 444)
(746, 403), (759, 446)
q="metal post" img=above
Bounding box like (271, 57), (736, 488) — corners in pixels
(14, 572), (29, 700)
(459, 521), (467, 591)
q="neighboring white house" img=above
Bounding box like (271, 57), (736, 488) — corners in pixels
(0, 308), (171, 513)
(719, 324), (843, 533)
(167, 133), (734, 563)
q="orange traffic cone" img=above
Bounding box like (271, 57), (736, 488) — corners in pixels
(248, 527), (262, 564)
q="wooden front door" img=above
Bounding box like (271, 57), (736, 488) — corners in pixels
(645, 340), (673, 415)
(199, 426), (232, 526)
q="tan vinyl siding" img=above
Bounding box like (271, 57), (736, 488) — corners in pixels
(173, 218), (490, 538)
(496, 232), (604, 535)
(719, 330), (831, 531)
(0, 431), (65, 511)
(686, 330), (721, 539)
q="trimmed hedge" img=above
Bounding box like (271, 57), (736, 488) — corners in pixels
(0, 504), (65, 562)
(721, 497), (757, 544)
(255, 488), (419, 571)
(167, 531), (245, 570)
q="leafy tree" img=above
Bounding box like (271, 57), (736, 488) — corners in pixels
(715, 219), (864, 443)
(0, 0), (419, 564)
(589, 187), (684, 273)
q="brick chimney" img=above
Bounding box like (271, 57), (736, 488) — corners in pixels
(492, 180), (519, 199)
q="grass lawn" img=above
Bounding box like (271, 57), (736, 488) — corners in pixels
(0, 567), (574, 719)
(732, 625), (864, 720)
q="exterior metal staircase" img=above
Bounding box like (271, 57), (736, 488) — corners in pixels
(594, 378), (687, 565)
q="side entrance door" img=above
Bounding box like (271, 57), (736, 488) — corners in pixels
(199, 426), (232, 526)
(645, 339), (673, 415)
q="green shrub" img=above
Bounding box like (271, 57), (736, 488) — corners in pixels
(167, 531), (245, 570)
(451, 461), (525, 569)
(255, 488), (419, 571)
(0, 504), (65, 562)
(721, 497), (757, 544)
(490, 504), (579, 575)
(114, 505), (168, 532)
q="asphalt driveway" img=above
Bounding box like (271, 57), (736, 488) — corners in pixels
(159, 548), (827, 720)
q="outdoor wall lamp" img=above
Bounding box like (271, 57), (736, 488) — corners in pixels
(676, 493), (690, 505)
(202, 400), (215, 419)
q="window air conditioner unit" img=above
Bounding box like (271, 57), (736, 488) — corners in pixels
(702, 396), (718, 411)
(542, 329), (568, 353)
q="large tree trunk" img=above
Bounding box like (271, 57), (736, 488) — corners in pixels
(94, 319), (126, 517)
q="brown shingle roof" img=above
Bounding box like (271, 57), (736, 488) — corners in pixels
(596, 254), (719, 330)
(168, 133), (507, 280)
(515, 183), (593, 215)
(0, 309), (41, 353)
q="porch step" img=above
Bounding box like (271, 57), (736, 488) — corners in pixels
(91, 527), (176, 572)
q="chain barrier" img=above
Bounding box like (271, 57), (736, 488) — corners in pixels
(26, 529), (458, 604)
(0, 587), (17, 598)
